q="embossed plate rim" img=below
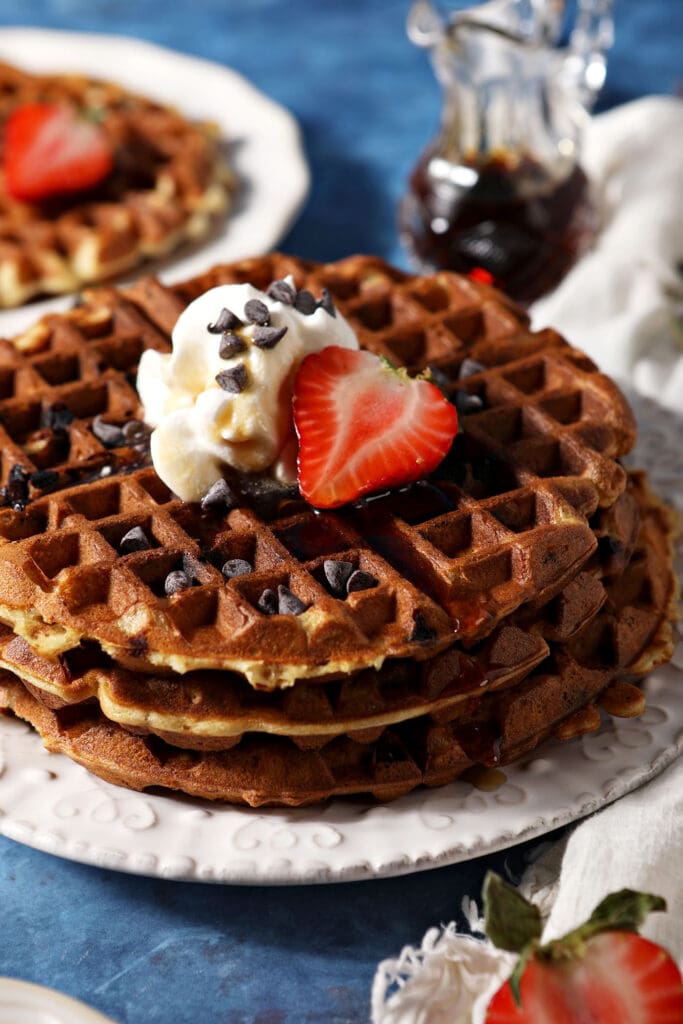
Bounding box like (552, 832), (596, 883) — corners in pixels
(0, 388), (681, 885)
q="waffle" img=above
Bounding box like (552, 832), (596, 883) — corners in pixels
(0, 256), (637, 688)
(0, 477), (641, 749)
(0, 468), (676, 806)
(0, 61), (233, 307)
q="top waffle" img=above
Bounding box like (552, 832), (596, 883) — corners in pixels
(0, 61), (233, 307)
(0, 255), (637, 687)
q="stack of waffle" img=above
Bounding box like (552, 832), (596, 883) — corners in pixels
(0, 255), (677, 805)
(0, 60), (233, 307)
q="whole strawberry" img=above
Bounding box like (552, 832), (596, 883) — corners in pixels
(293, 346), (458, 508)
(483, 873), (683, 1023)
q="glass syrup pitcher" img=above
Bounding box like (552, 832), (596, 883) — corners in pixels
(400, 0), (614, 303)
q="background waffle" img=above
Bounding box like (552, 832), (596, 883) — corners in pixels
(0, 469), (675, 806)
(0, 60), (233, 307)
(0, 474), (642, 749)
(0, 256), (638, 688)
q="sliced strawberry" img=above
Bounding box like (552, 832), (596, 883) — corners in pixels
(486, 933), (683, 1023)
(3, 103), (113, 202)
(292, 346), (458, 508)
(483, 874), (683, 1024)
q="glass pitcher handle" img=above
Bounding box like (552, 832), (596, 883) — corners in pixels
(407, 0), (444, 48)
(562, 0), (615, 110)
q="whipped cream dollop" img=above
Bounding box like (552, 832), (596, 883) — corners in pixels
(137, 279), (359, 501)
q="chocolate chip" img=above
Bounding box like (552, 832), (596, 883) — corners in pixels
(458, 358), (486, 380)
(427, 366), (451, 392)
(252, 325), (288, 349)
(244, 299), (270, 326)
(318, 288), (336, 317)
(42, 403), (74, 433)
(200, 478), (238, 513)
(207, 307), (242, 333)
(409, 611), (437, 644)
(238, 477), (299, 521)
(119, 526), (151, 554)
(129, 634), (148, 657)
(267, 279), (296, 305)
(8, 463), (28, 485)
(293, 289), (317, 315)
(30, 469), (59, 492)
(218, 332), (247, 359)
(221, 558), (252, 579)
(123, 419), (151, 446)
(257, 588), (278, 615)
(454, 391), (484, 415)
(277, 584), (307, 616)
(346, 569), (378, 594)
(216, 364), (248, 393)
(164, 570), (191, 596)
(92, 415), (125, 448)
(4, 463), (29, 510)
(323, 559), (354, 597)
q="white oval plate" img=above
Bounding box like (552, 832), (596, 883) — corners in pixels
(0, 28), (310, 337)
(0, 390), (681, 885)
(0, 978), (117, 1024)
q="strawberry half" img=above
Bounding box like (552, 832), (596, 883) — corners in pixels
(292, 346), (458, 508)
(483, 873), (683, 1024)
(3, 103), (113, 202)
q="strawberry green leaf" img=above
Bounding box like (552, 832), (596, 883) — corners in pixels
(587, 889), (666, 931)
(483, 871), (543, 953)
(540, 889), (667, 965)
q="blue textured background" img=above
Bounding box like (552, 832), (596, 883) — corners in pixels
(0, 3), (681, 1022)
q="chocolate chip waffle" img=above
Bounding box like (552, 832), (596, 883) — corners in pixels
(0, 477), (640, 750)
(0, 61), (233, 307)
(0, 467), (676, 805)
(0, 253), (675, 806)
(0, 255), (636, 690)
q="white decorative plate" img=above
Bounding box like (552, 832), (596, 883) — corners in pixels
(0, 389), (681, 884)
(0, 978), (117, 1024)
(0, 28), (310, 337)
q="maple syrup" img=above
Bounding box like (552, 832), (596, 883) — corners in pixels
(402, 0), (613, 305)
(401, 151), (596, 305)
(462, 764), (508, 792)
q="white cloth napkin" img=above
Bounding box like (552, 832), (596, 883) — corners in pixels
(371, 757), (683, 1024)
(524, 754), (683, 958)
(371, 96), (683, 1024)
(531, 96), (683, 411)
